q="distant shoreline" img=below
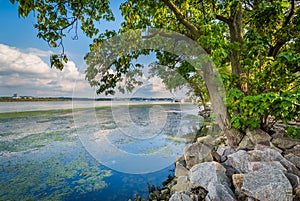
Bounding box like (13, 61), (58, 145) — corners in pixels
(0, 97), (179, 102)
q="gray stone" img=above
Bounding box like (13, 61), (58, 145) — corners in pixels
(242, 167), (293, 201)
(208, 183), (236, 201)
(175, 162), (189, 178)
(190, 162), (226, 188)
(190, 162), (236, 201)
(169, 192), (192, 201)
(171, 176), (192, 193)
(184, 142), (213, 169)
(246, 128), (272, 145)
(247, 161), (287, 172)
(249, 148), (300, 176)
(216, 146), (226, 157)
(285, 153), (300, 169)
(228, 150), (251, 173)
(271, 136), (300, 149)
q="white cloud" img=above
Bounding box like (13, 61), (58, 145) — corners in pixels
(0, 44), (92, 97)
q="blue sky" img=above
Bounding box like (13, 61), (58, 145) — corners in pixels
(0, 1), (185, 99)
(0, 1), (124, 98)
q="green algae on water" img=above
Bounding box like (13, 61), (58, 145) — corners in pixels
(0, 152), (112, 201)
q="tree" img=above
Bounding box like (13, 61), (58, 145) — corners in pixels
(11, 0), (300, 145)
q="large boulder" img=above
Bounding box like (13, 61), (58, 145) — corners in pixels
(246, 128), (271, 145)
(228, 148), (300, 175)
(249, 148), (300, 176)
(169, 192), (192, 201)
(190, 162), (236, 201)
(242, 167), (293, 201)
(184, 142), (213, 169)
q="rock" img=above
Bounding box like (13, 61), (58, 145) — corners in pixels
(184, 142), (213, 169)
(272, 136), (300, 150)
(284, 172), (300, 190)
(190, 162), (226, 188)
(169, 192), (192, 201)
(171, 176), (192, 193)
(197, 135), (214, 144)
(190, 162), (236, 201)
(285, 153), (300, 169)
(228, 150), (251, 173)
(238, 135), (254, 149)
(285, 145), (300, 157)
(206, 183), (237, 201)
(232, 174), (245, 190)
(246, 128), (272, 145)
(175, 162), (189, 178)
(247, 161), (287, 172)
(242, 167), (293, 201)
(175, 155), (185, 163)
(254, 142), (283, 154)
(249, 148), (300, 176)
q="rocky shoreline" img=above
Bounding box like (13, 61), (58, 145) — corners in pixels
(146, 124), (300, 201)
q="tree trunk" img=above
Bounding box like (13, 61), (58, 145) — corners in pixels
(202, 62), (243, 146)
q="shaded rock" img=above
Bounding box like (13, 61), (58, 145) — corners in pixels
(284, 172), (300, 190)
(246, 128), (271, 145)
(272, 136), (300, 150)
(171, 176), (192, 193)
(184, 142), (213, 169)
(206, 183), (236, 201)
(175, 162), (189, 178)
(242, 167), (293, 201)
(285, 153), (300, 169)
(169, 192), (192, 201)
(285, 145), (300, 157)
(238, 135), (254, 149)
(228, 150), (250, 173)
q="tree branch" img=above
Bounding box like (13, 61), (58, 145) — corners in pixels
(216, 14), (232, 26)
(161, 0), (200, 39)
(283, 0), (295, 27)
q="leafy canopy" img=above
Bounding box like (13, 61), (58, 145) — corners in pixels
(11, 0), (300, 137)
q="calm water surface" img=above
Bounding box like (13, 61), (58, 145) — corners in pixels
(0, 101), (202, 201)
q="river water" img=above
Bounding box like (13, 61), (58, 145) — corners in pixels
(0, 101), (202, 201)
